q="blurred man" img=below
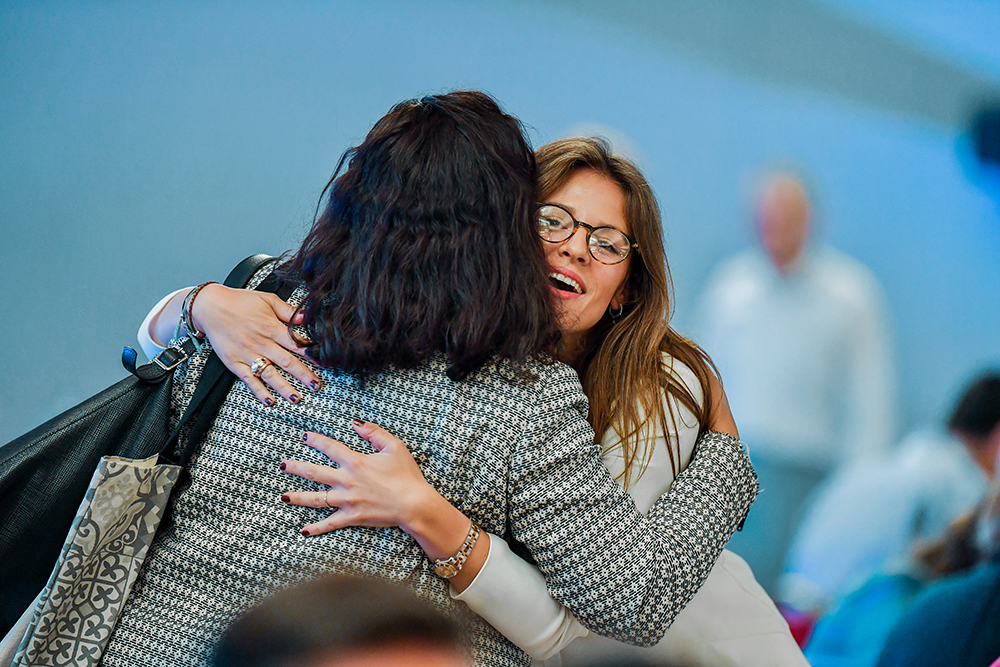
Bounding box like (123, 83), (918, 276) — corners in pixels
(694, 172), (896, 594)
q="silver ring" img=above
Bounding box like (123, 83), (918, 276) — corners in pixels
(250, 357), (273, 379)
(323, 489), (332, 509)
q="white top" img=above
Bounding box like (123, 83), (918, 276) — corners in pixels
(693, 246), (896, 469)
(452, 356), (808, 667)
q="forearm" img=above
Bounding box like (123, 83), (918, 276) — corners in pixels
(453, 533), (588, 660)
(513, 424), (758, 647)
(633, 431), (758, 636)
(398, 483), (489, 592)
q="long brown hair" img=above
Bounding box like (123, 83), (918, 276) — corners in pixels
(535, 137), (717, 486)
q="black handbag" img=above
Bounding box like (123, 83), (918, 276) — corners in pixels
(0, 254), (283, 635)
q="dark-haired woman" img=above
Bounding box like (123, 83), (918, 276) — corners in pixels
(89, 94), (756, 667)
(136, 137), (801, 665)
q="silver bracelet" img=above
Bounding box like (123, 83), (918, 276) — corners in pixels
(432, 522), (481, 579)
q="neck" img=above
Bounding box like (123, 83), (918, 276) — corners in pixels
(556, 333), (584, 366)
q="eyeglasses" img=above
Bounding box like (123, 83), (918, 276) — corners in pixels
(536, 203), (639, 265)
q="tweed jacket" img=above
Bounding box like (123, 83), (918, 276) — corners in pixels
(100, 294), (757, 667)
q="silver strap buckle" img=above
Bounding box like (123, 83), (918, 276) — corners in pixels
(153, 345), (190, 372)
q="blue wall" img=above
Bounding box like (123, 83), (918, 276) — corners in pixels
(2, 0), (998, 444)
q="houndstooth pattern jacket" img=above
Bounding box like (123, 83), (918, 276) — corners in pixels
(100, 290), (758, 667)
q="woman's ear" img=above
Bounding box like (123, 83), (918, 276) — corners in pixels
(611, 283), (630, 310)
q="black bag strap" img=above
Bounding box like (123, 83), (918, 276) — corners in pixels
(122, 254), (286, 467)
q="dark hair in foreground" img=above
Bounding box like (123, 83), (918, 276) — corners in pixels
(212, 575), (468, 667)
(288, 91), (560, 381)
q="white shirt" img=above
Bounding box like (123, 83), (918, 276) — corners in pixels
(694, 246), (896, 469)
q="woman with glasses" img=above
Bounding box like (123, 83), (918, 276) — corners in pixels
(135, 136), (784, 665)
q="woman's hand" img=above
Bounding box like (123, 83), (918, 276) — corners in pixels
(279, 420), (435, 537)
(190, 284), (323, 405)
(707, 372), (740, 438)
(280, 420), (490, 591)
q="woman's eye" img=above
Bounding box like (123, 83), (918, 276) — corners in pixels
(594, 239), (617, 253)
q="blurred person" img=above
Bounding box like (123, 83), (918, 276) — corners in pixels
(782, 371), (1000, 615)
(800, 370), (1000, 666)
(212, 575), (470, 667)
(873, 457), (1000, 667)
(78, 96), (757, 667)
(694, 171), (896, 593)
(136, 138), (801, 666)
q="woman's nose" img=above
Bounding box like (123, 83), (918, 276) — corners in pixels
(560, 226), (591, 262)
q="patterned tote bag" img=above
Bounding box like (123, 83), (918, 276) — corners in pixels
(3, 254), (285, 666)
(12, 455), (181, 666)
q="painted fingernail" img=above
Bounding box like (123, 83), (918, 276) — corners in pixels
(264, 397), (274, 407)
(281, 495), (290, 503)
(309, 380), (320, 391)
(301, 529), (310, 536)
(352, 418), (366, 427)
(289, 393), (300, 404)
(301, 432), (309, 442)
(279, 462), (286, 471)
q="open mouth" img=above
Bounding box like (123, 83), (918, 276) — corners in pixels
(549, 272), (583, 294)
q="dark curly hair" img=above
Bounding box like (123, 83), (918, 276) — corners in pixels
(287, 91), (560, 381)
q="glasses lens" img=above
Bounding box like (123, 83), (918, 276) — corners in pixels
(537, 205), (574, 242)
(589, 228), (632, 264)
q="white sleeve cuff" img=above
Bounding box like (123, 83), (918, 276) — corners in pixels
(137, 288), (190, 360)
(450, 532), (588, 660)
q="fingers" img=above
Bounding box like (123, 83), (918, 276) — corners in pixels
(264, 349), (323, 397)
(234, 364), (278, 407)
(302, 431), (358, 463)
(351, 419), (407, 453)
(279, 457), (339, 486)
(279, 490), (349, 537)
(300, 512), (360, 536)
(281, 490), (332, 510)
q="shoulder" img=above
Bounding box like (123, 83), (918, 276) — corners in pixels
(699, 249), (771, 310)
(880, 563), (1000, 664)
(704, 249), (767, 285)
(809, 246), (888, 311)
(660, 352), (705, 412)
(470, 355), (589, 421)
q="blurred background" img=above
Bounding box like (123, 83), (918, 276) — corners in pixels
(2, 1), (998, 472)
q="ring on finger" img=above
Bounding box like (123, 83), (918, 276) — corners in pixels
(250, 357), (273, 379)
(323, 489), (333, 509)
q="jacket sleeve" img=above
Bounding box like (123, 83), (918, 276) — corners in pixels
(507, 368), (758, 646)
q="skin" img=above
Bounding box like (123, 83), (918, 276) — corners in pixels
(147, 169), (738, 592)
(953, 423), (1000, 479)
(543, 168), (632, 360)
(756, 174), (811, 274)
(306, 641), (469, 667)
